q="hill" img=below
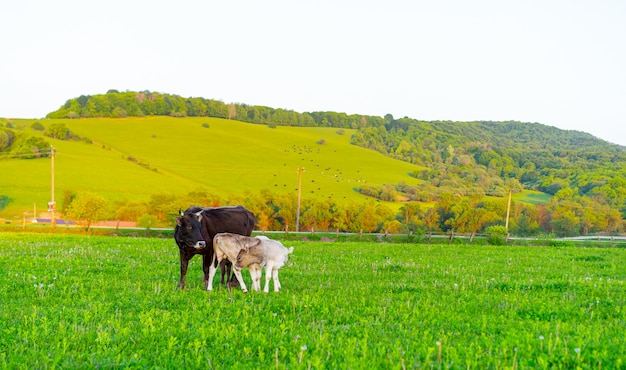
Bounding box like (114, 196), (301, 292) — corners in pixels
(2, 91), (625, 236)
(0, 116), (422, 220)
(44, 91), (626, 207)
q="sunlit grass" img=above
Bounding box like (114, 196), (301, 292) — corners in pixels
(1, 233), (624, 368)
(1, 117), (422, 219)
(515, 190), (552, 204)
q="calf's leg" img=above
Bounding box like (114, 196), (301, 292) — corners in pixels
(232, 267), (249, 293)
(248, 264), (261, 292)
(272, 268), (282, 292)
(263, 262), (274, 293)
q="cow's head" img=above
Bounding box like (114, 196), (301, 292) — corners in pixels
(174, 211), (207, 250)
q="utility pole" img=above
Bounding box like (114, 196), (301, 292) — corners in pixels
(49, 146), (56, 227)
(295, 167), (303, 232)
(505, 188), (512, 231)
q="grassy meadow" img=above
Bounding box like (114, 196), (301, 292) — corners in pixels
(1, 117), (423, 220)
(1, 232), (624, 368)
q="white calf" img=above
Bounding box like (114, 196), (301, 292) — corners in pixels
(207, 232), (264, 292)
(235, 236), (294, 292)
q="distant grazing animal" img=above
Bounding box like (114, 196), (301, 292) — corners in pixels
(174, 206), (255, 290)
(235, 235), (294, 293)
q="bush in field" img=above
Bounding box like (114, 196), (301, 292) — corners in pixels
(0, 195), (11, 210)
(0, 129), (16, 151)
(45, 123), (71, 140)
(486, 225), (508, 245)
(9, 134), (50, 158)
(30, 121), (45, 131)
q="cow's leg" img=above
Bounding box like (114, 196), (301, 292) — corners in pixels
(219, 260), (225, 285)
(272, 268), (281, 292)
(206, 256), (219, 291)
(202, 254), (210, 290)
(227, 263), (239, 285)
(220, 260), (232, 285)
(232, 267), (249, 293)
(179, 252), (189, 290)
(263, 262), (274, 293)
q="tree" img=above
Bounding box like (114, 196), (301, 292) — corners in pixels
(357, 203), (380, 233)
(31, 122), (45, 131)
(255, 211), (272, 233)
(65, 192), (109, 232)
(422, 207), (441, 233)
(45, 123), (71, 140)
(273, 193), (298, 231)
(331, 201), (361, 233)
(448, 196), (499, 241)
(148, 193), (181, 222)
(399, 202), (421, 229)
(61, 189), (77, 213)
(606, 209), (623, 234)
(382, 220), (403, 234)
(550, 209), (579, 237)
(0, 195), (12, 210)
(301, 199), (334, 231)
(0, 129), (15, 151)
(228, 104), (237, 120)
(138, 214), (158, 229)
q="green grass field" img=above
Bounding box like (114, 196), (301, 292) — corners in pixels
(0, 117), (423, 220)
(514, 190), (552, 205)
(1, 233), (624, 368)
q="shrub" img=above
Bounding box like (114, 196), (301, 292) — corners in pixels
(31, 121), (45, 131)
(45, 123), (71, 140)
(0, 129), (16, 151)
(10, 134), (50, 158)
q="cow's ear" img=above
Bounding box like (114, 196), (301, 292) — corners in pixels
(175, 217), (182, 226)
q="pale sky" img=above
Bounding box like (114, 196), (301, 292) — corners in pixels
(2, 0), (625, 146)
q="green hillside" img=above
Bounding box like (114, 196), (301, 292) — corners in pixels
(0, 117), (422, 220)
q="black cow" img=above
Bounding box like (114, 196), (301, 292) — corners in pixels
(174, 205), (256, 290)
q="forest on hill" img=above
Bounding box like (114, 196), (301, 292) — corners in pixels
(4, 90), (624, 237)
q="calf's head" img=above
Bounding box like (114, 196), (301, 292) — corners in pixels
(235, 241), (264, 268)
(174, 211), (208, 250)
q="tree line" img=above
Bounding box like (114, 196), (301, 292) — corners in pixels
(45, 90), (379, 128)
(60, 188), (622, 237)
